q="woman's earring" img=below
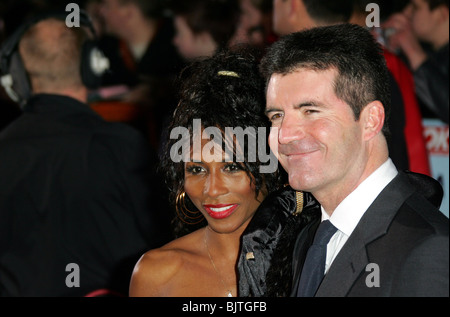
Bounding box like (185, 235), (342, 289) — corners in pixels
(175, 191), (205, 225)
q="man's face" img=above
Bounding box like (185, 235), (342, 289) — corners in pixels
(273, 0), (294, 36)
(265, 68), (367, 198)
(99, 0), (130, 36)
(173, 16), (215, 60)
(404, 0), (443, 42)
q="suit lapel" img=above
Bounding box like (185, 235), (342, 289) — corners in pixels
(315, 172), (416, 296)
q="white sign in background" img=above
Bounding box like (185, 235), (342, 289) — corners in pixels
(423, 119), (449, 218)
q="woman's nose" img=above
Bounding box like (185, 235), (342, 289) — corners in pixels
(204, 172), (228, 198)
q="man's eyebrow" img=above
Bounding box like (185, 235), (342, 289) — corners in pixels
(265, 101), (322, 115)
(295, 101), (321, 108)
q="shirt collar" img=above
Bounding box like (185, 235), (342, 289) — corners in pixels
(322, 158), (398, 236)
(23, 93), (97, 119)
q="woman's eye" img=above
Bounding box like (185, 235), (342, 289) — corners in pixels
(185, 165), (204, 175)
(269, 113), (283, 122)
(224, 163), (243, 172)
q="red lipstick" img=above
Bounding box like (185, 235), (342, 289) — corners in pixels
(203, 204), (238, 219)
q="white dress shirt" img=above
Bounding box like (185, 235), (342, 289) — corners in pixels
(321, 158), (398, 274)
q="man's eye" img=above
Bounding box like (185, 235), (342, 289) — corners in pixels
(304, 109), (319, 114)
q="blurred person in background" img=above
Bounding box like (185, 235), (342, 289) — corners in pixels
(230, 0), (277, 55)
(0, 13), (169, 296)
(169, 0), (240, 61)
(351, 0), (431, 175)
(0, 0), (54, 132)
(272, 0), (354, 36)
(99, 0), (184, 87)
(97, 0), (185, 150)
(383, 0), (449, 124)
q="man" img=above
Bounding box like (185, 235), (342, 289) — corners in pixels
(98, 0), (185, 149)
(261, 24), (448, 296)
(272, 0), (353, 35)
(383, 0), (449, 124)
(271, 0), (431, 177)
(169, 0), (240, 61)
(0, 16), (169, 296)
(99, 0), (184, 84)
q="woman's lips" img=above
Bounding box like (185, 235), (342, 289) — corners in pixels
(203, 204), (238, 219)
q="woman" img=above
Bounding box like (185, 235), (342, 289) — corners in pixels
(129, 49), (283, 297)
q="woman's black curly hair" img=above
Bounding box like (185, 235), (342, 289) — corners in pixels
(160, 48), (283, 237)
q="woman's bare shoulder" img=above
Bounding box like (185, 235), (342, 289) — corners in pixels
(129, 229), (205, 297)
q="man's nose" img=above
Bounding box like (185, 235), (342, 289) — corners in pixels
(278, 115), (304, 145)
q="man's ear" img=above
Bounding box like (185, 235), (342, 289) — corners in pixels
(435, 4), (449, 23)
(290, 0), (298, 14)
(123, 2), (136, 18)
(361, 100), (385, 141)
(289, 0), (302, 19)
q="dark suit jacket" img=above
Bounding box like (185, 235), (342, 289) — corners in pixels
(0, 94), (170, 296)
(291, 171), (449, 297)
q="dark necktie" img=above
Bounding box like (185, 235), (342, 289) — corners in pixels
(297, 220), (338, 297)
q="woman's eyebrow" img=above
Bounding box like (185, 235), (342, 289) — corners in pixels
(265, 107), (282, 116)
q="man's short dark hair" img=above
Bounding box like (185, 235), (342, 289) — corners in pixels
(119, 0), (167, 18)
(302, 0), (354, 24)
(426, 0), (449, 10)
(169, 0), (240, 49)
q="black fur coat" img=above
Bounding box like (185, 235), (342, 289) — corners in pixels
(237, 186), (320, 297)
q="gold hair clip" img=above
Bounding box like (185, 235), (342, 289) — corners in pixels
(217, 70), (240, 78)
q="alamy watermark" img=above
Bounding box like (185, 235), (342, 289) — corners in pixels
(65, 263), (80, 288)
(365, 263), (380, 288)
(365, 3), (382, 28)
(65, 3), (81, 28)
(169, 119), (278, 173)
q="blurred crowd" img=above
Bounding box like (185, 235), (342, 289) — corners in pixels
(1, 0), (447, 169)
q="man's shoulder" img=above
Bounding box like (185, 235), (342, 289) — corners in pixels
(401, 193), (449, 237)
(398, 171), (448, 235)
(92, 120), (148, 147)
